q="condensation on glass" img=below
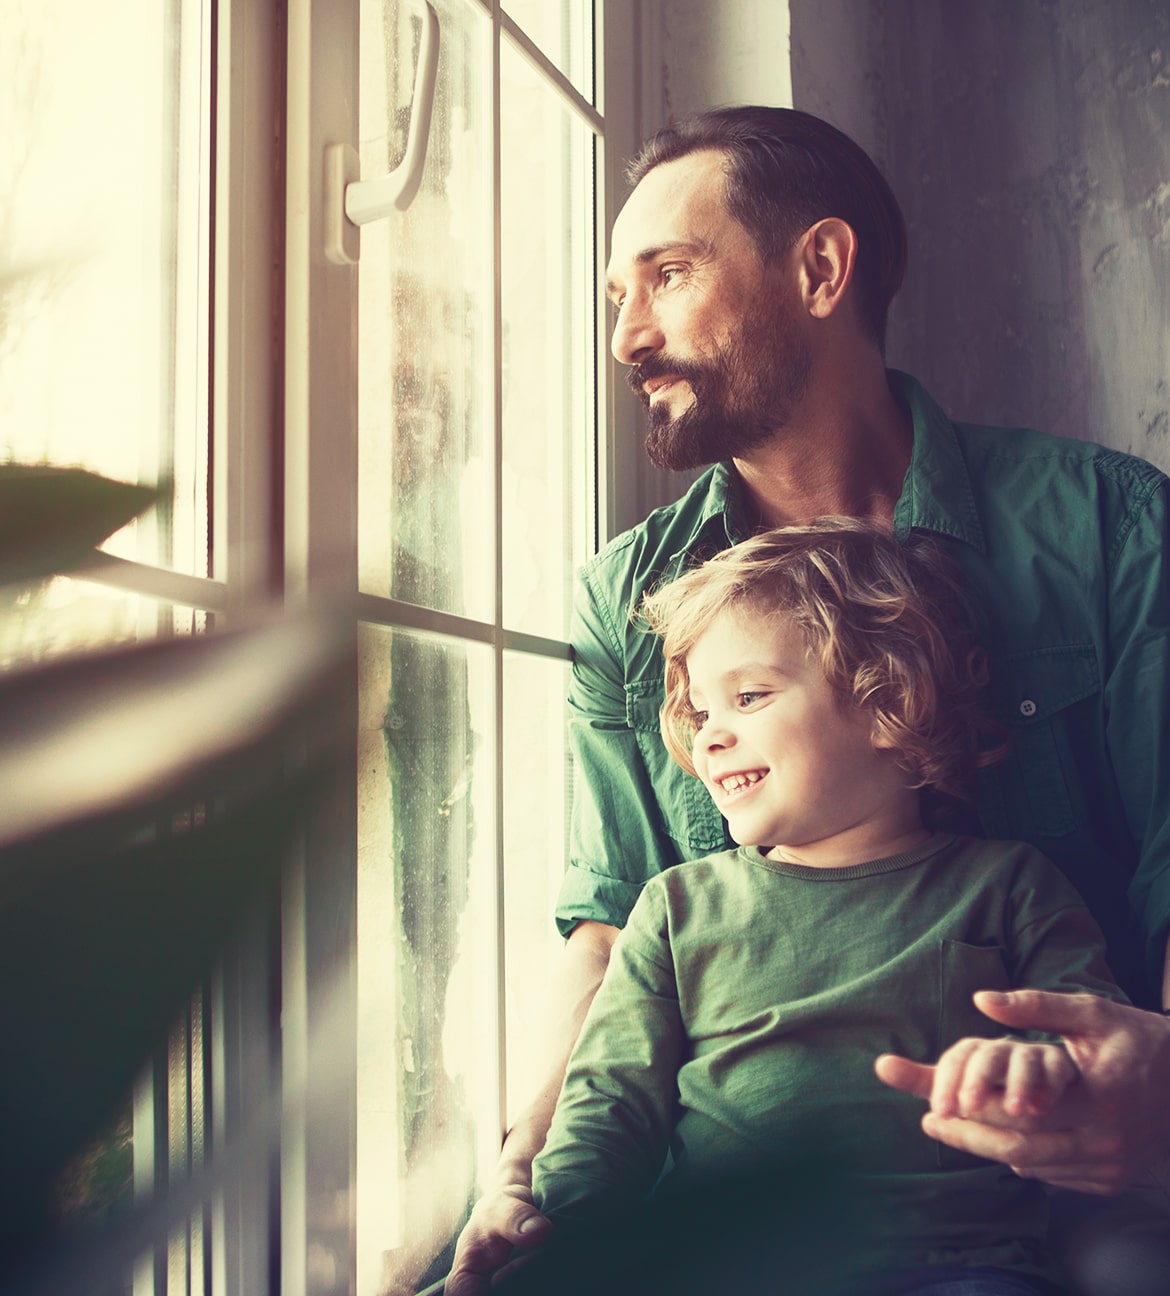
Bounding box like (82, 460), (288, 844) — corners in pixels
(357, 621), (497, 1296)
(355, 2), (595, 1291)
(357, 0), (493, 621)
(501, 650), (573, 1120)
(0, 0), (212, 582)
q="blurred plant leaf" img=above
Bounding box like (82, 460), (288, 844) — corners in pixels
(0, 610), (354, 1269)
(0, 464), (163, 585)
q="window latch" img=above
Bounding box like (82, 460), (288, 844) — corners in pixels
(325, 0), (440, 266)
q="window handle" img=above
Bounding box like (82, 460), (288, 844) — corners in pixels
(324, 0), (440, 265)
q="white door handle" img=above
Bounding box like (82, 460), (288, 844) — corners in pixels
(325, 0), (440, 265)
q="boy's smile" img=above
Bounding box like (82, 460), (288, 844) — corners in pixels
(686, 608), (925, 867)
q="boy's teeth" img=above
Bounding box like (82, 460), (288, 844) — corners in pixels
(720, 771), (762, 792)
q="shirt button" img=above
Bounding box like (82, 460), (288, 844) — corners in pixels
(1019, 698), (1038, 718)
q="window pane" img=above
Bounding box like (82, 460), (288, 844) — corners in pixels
(503, 0), (595, 104)
(0, 0), (212, 578)
(358, 0), (494, 622)
(502, 650), (571, 1121)
(500, 37), (594, 640)
(0, 576), (203, 669)
(356, 622), (498, 1296)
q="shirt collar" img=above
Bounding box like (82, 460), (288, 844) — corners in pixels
(666, 462), (752, 576)
(668, 369), (986, 569)
(888, 370), (986, 553)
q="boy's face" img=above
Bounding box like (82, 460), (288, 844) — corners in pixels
(686, 608), (920, 866)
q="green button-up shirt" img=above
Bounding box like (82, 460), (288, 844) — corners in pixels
(559, 371), (1170, 1004)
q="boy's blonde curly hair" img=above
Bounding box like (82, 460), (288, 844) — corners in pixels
(640, 518), (1007, 809)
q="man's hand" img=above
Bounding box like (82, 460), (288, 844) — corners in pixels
(875, 990), (1170, 1195)
(445, 1184), (551, 1296)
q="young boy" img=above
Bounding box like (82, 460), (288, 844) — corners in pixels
(529, 519), (1126, 1296)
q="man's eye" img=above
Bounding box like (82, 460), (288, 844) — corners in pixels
(661, 265), (683, 285)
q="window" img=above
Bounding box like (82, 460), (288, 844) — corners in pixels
(3, 1), (637, 1292)
(347, 2), (599, 1290)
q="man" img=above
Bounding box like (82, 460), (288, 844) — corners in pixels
(448, 106), (1170, 1295)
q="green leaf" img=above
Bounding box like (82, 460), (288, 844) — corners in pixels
(0, 464), (164, 585)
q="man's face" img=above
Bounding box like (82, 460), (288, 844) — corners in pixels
(605, 149), (812, 472)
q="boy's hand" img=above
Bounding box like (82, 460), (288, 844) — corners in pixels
(927, 1035), (1078, 1122)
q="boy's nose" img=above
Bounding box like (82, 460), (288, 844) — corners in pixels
(695, 718), (735, 754)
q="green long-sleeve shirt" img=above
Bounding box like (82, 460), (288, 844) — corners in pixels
(534, 833), (1127, 1283)
(558, 372), (1170, 1003)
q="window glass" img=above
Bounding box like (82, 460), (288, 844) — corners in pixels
(0, 577), (203, 669)
(500, 37), (594, 640)
(504, 0), (595, 105)
(358, 0), (493, 622)
(356, 622), (498, 1296)
(502, 650), (572, 1119)
(0, 0), (211, 579)
(351, 1), (599, 1291)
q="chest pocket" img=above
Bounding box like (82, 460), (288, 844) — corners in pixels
(980, 645), (1100, 840)
(626, 679), (728, 856)
(936, 940), (1013, 1170)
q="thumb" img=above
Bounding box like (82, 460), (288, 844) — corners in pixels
(507, 1203), (552, 1248)
(971, 988), (1110, 1039)
(874, 1052), (935, 1100)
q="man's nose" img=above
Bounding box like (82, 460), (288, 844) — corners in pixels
(610, 294), (664, 366)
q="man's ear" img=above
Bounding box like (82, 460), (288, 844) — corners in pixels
(794, 217), (859, 322)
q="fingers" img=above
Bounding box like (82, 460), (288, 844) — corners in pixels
(873, 1053), (935, 1100)
(971, 989), (1114, 1039)
(1010, 1042), (1077, 1116)
(928, 1038), (1076, 1121)
(921, 1108), (1065, 1166)
(919, 1108), (1129, 1192)
(445, 1195), (551, 1296)
(930, 1037), (998, 1118)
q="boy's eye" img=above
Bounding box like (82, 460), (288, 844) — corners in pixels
(690, 709), (709, 728)
(736, 691), (766, 708)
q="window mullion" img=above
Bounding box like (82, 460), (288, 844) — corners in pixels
(282, 6), (361, 1296)
(490, 0), (510, 1168)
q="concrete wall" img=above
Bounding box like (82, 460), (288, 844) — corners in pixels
(637, 0), (792, 124)
(790, 0), (1170, 471)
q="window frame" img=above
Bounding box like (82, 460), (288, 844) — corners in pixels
(282, 2), (632, 1293)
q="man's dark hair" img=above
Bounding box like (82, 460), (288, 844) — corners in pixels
(628, 106), (909, 350)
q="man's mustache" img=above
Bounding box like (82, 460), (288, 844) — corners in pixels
(627, 355), (711, 400)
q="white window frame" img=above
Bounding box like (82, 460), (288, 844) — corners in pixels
(280, 3), (642, 1294)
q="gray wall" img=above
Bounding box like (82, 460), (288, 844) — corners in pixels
(790, 0), (1170, 472)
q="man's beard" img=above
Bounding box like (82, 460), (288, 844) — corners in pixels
(630, 306), (812, 473)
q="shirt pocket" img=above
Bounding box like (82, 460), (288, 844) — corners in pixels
(625, 679), (727, 855)
(981, 645), (1100, 839)
(936, 939), (1012, 1169)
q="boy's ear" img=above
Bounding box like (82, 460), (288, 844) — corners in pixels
(869, 719), (899, 751)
